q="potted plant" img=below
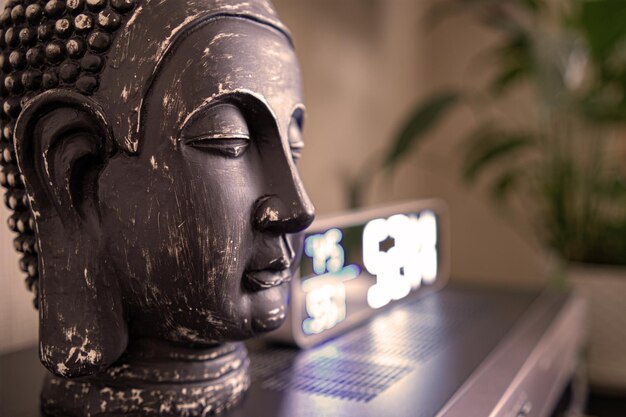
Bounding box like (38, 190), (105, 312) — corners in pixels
(350, 0), (626, 391)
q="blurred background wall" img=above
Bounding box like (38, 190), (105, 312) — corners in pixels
(0, 0), (546, 354)
(273, 0), (545, 287)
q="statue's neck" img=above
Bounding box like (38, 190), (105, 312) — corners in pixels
(41, 338), (250, 416)
(100, 338), (248, 385)
(125, 337), (232, 362)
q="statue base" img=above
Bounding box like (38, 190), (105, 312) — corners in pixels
(40, 341), (250, 417)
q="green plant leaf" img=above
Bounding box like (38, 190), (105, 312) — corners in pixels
(495, 31), (531, 61)
(521, 0), (542, 12)
(593, 176), (626, 202)
(491, 65), (529, 95)
(579, 90), (626, 123)
(489, 168), (523, 203)
(462, 128), (535, 182)
(580, 0), (626, 62)
(490, 32), (533, 95)
(383, 92), (460, 171)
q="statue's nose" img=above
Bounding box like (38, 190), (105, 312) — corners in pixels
(253, 185), (315, 234)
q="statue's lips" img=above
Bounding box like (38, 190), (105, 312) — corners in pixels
(244, 269), (291, 291)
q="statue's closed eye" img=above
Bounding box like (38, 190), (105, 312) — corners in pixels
(289, 107), (305, 162)
(181, 103), (250, 158)
(288, 122), (303, 162)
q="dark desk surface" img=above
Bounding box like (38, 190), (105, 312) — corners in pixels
(1, 287), (555, 417)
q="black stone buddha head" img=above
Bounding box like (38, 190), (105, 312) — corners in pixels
(0, 0), (314, 382)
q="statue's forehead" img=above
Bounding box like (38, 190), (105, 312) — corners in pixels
(149, 19), (302, 138)
(95, 0), (290, 153)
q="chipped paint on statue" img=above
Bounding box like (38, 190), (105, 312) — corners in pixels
(0, 0), (314, 416)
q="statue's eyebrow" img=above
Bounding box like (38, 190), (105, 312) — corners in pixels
(180, 89), (279, 136)
(180, 103), (249, 141)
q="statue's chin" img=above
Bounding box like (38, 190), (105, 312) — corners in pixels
(249, 283), (290, 333)
(251, 304), (288, 333)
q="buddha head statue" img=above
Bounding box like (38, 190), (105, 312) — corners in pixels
(0, 0), (314, 382)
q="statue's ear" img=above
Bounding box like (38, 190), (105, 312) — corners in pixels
(14, 90), (127, 378)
